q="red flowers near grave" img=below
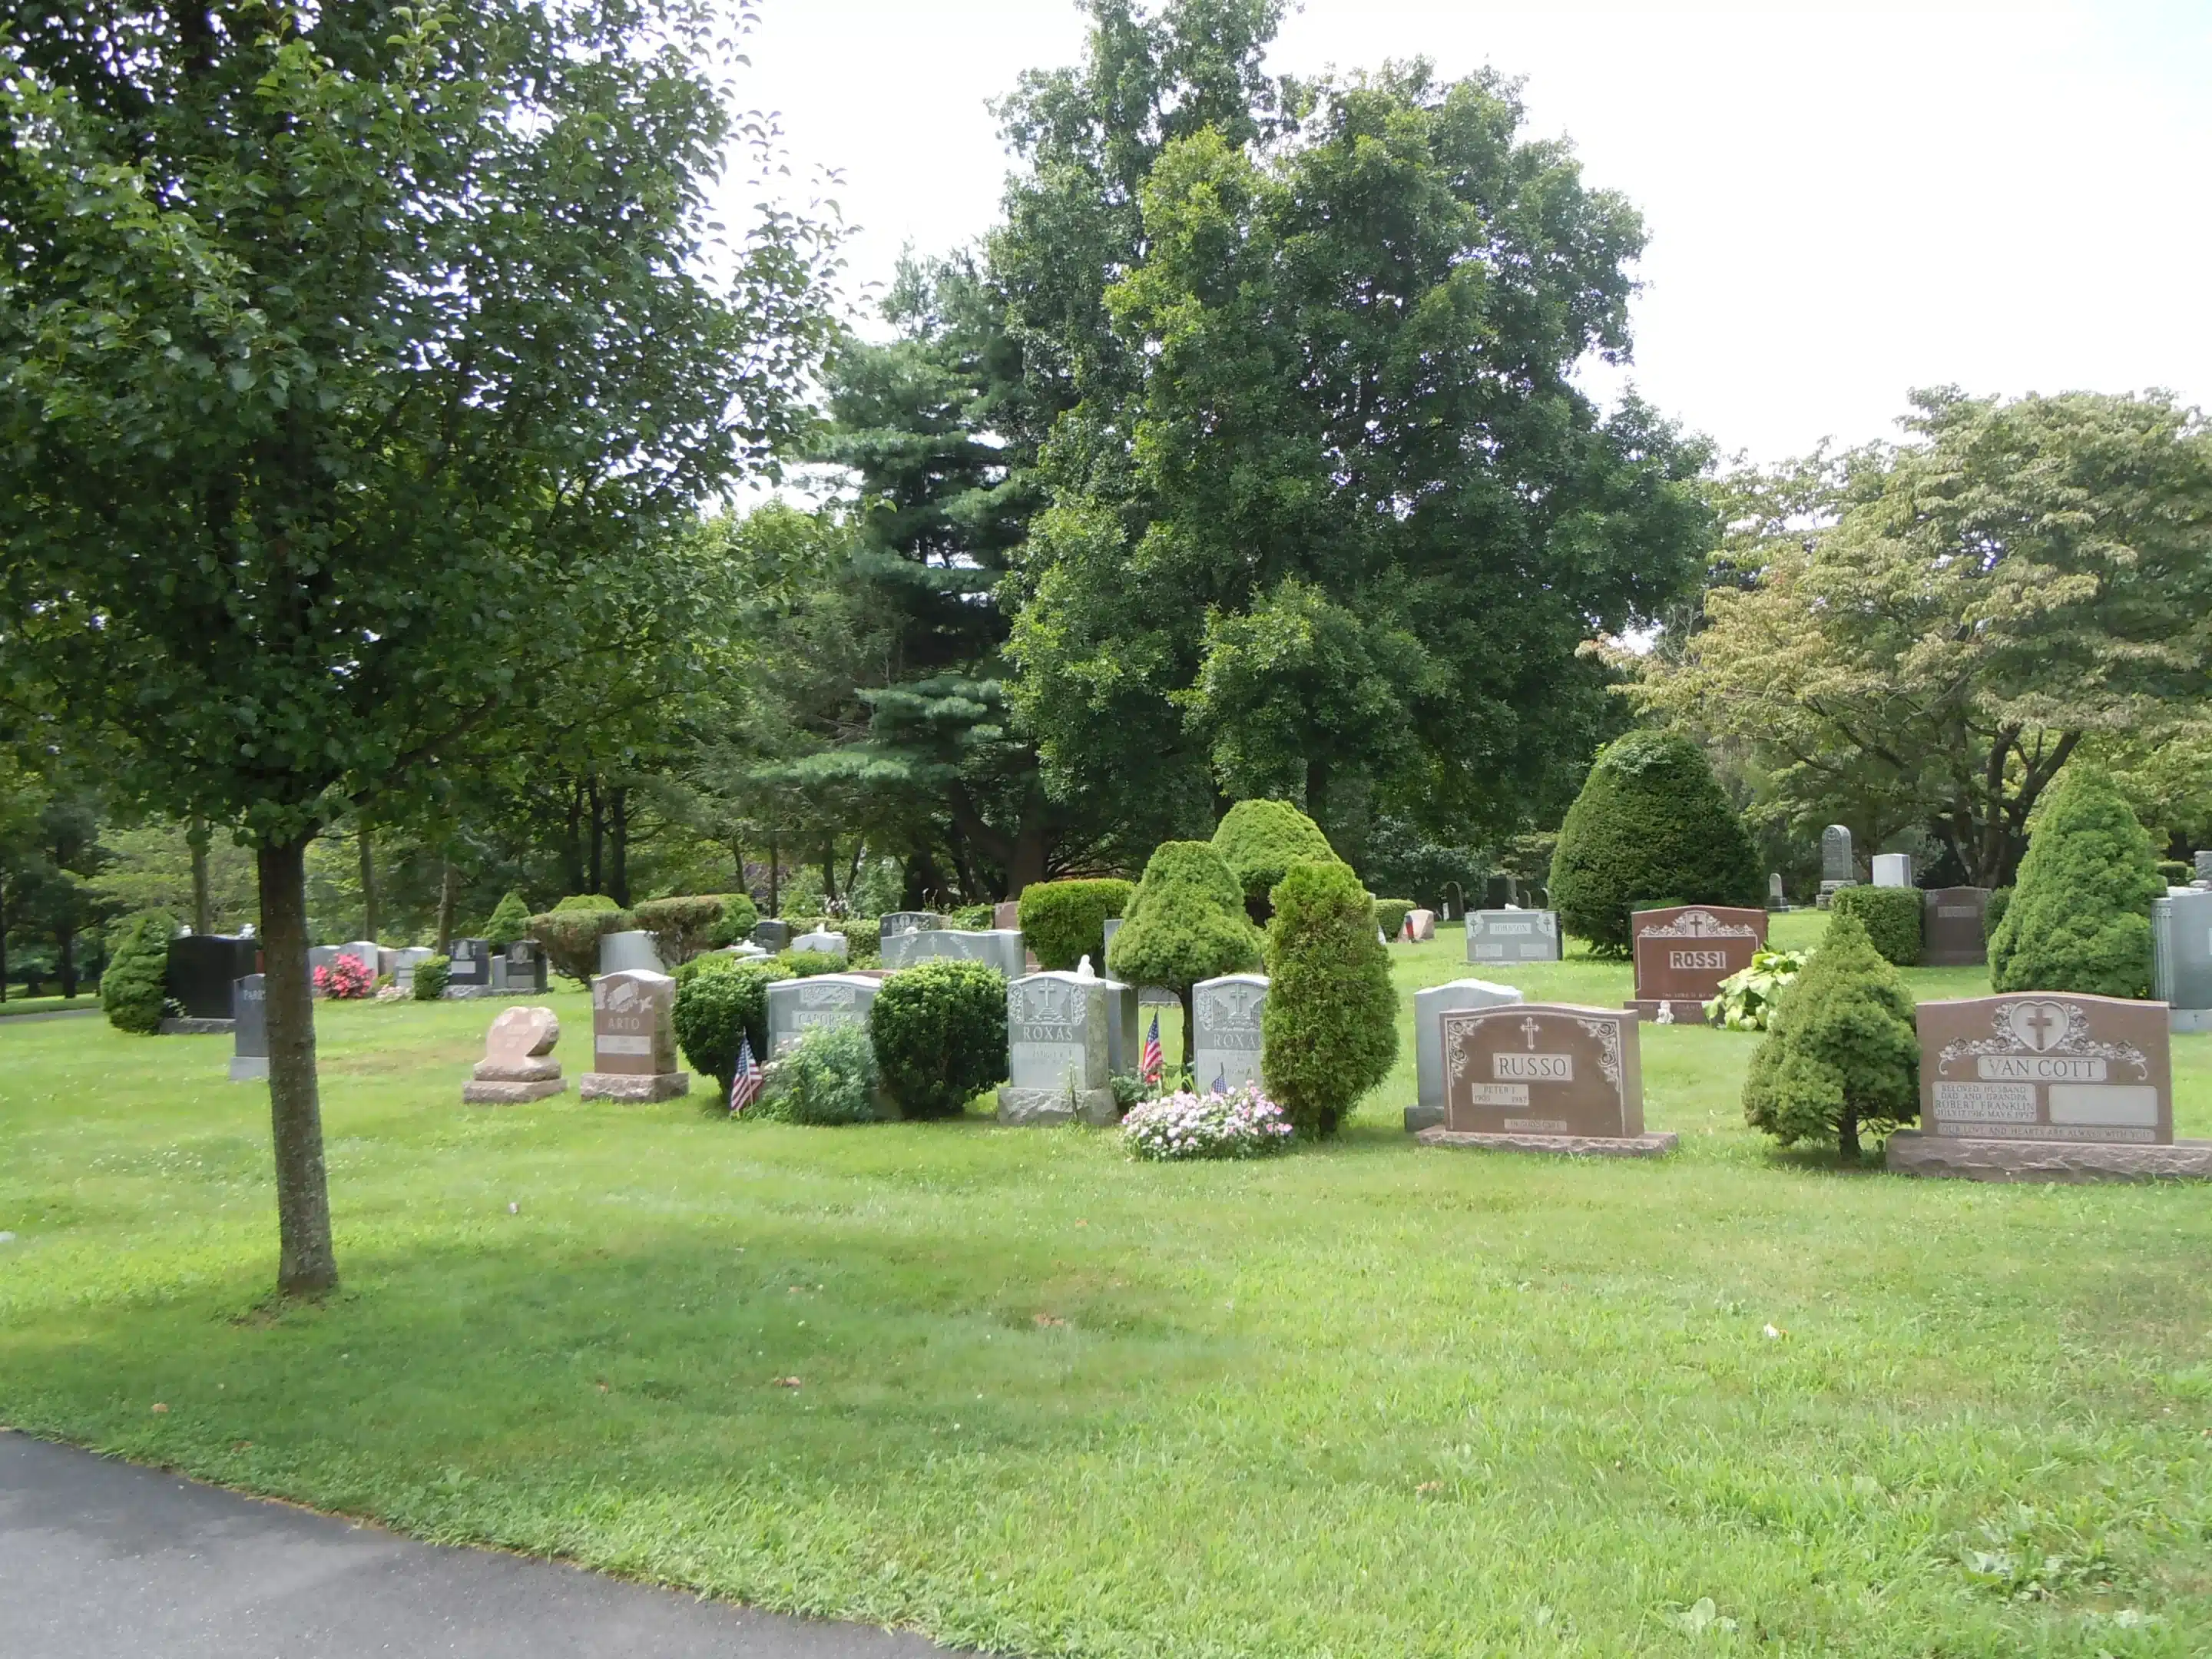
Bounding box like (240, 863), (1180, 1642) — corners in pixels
(314, 954), (375, 1000)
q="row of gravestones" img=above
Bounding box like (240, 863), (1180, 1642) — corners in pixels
(168, 937), (550, 1031)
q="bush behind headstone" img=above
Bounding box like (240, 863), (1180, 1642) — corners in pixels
(673, 959), (786, 1095)
(631, 895), (727, 965)
(482, 890), (532, 949)
(1548, 731), (1763, 957)
(410, 954), (451, 1002)
(101, 910), (175, 1035)
(1260, 860), (1397, 1137)
(527, 904), (635, 984)
(1105, 843), (1263, 1018)
(1983, 886), (2015, 977)
(704, 892), (761, 949)
(1829, 885), (1922, 967)
(1018, 879), (1134, 972)
(1212, 800), (1338, 920)
(1742, 911), (1918, 1161)
(871, 959), (1008, 1119)
(1988, 764), (2161, 998)
(1373, 899), (1415, 939)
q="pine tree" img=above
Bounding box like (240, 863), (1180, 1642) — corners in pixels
(1261, 860), (1396, 1137)
(1988, 764), (2161, 997)
(1743, 912), (1918, 1161)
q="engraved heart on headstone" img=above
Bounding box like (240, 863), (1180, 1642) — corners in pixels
(2005, 999), (2071, 1052)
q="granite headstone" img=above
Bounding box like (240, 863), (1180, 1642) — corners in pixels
(1405, 978), (1523, 1131)
(1190, 974), (1267, 1093)
(753, 919), (791, 951)
(598, 929), (662, 975)
(1465, 909), (1562, 965)
(228, 974), (268, 1081)
(166, 934), (257, 1023)
(1627, 906), (1765, 1022)
(2153, 889), (2212, 1032)
(463, 1005), (566, 1104)
(1435, 1002), (1657, 1145)
(879, 911), (945, 937)
(1921, 887), (1990, 968)
(1872, 853), (1913, 889)
(998, 971), (1114, 1124)
(1909, 993), (2172, 1152)
(765, 972), (880, 1058)
(578, 971), (687, 1101)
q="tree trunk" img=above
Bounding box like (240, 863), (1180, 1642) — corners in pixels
(258, 836), (338, 1296)
(57, 924), (76, 998)
(820, 842), (838, 906)
(357, 822), (379, 942)
(1839, 1105), (1861, 1164)
(189, 818), (213, 935)
(0, 873), (10, 1003)
(1002, 807), (1050, 900)
(767, 829), (780, 917)
(609, 786), (630, 906)
(564, 786), (586, 894)
(1178, 982), (1196, 1076)
(435, 858), (458, 952)
(588, 779), (604, 896)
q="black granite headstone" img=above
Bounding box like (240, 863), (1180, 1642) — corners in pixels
(446, 938), (493, 988)
(165, 935), (258, 1021)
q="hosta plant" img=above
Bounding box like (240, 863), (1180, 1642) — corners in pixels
(1122, 1084), (1294, 1161)
(1704, 948), (1807, 1031)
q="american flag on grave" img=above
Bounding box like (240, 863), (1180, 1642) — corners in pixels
(727, 1035), (763, 1115)
(1140, 1013), (1164, 1085)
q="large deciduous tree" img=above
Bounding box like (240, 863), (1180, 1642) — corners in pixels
(1633, 390), (2212, 886)
(0, 1), (834, 1294)
(1006, 59), (1711, 856)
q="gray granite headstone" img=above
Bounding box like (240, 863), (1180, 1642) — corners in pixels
(1101, 977), (1140, 1078)
(879, 912), (945, 937)
(998, 971), (1114, 1124)
(504, 941), (548, 993)
(598, 929), (662, 975)
(2197, 851), (2212, 882)
(1465, 909), (1561, 964)
(765, 972), (881, 1058)
(339, 940), (379, 975)
(790, 929), (848, 959)
(387, 946), (434, 990)
(1872, 853), (1913, 889)
(1406, 979), (1522, 1131)
(229, 975), (268, 1081)
(1768, 873), (1785, 909)
(880, 927), (1024, 980)
(1190, 973), (1267, 1093)
(306, 944), (342, 981)
(2154, 889), (2212, 1032)
(1821, 825), (1853, 883)
(753, 919), (791, 952)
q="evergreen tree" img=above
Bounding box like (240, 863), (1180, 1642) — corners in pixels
(1212, 800), (1338, 922)
(1988, 764), (2162, 996)
(1260, 860), (1396, 1137)
(1105, 841), (1263, 1042)
(1743, 912), (1918, 1161)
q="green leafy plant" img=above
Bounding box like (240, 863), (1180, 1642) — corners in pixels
(1212, 800), (1338, 921)
(704, 893), (762, 949)
(631, 896), (726, 966)
(1372, 899), (1415, 940)
(772, 948), (849, 979)
(839, 916), (881, 966)
(673, 959), (786, 1098)
(1549, 731), (1763, 956)
(100, 910), (175, 1035)
(1704, 947), (1809, 1031)
(1830, 885), (1922, 968)
(1106, 842), (1263, 1031)
(871, 959), (1008, 1119)
(1260, 860), (1396, 1137)
(553, 894), (624, 913)
(947, 902), (996, 929)
(1018, 879), (1134, 971)
(753, 1023), (880, 1125)
(1984, 886), (2015, 964)
(1743, 912), (1918, 1160)
(410, 955), (450, 1002)
(526, 905), (636, 985)
(482, 890), (532, 949)
(1989, 764), (2162, 997)
(2157, 859), (2193, 886)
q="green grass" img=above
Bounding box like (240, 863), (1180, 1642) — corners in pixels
(0, 993), (92, 1018)
(3, 926), (2210, 1657)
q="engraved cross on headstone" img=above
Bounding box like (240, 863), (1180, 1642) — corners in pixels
(1519, 1015), (1542, 1049)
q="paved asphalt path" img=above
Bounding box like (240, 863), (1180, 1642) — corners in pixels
(0, 1432), (972, 1657)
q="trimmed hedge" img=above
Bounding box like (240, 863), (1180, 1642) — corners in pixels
(673, 959), (786, 1096)
(1989, 764), (2161, 997)
(631, 895), (726, 965)
(1213, 800), (1338, 919)
(482, 890), (532, 949)
(101, 910), (175, 1035)
(704, 893), (761, 949)
(840, 916), (882, 966)
(411, 954), (451, 1002)
(1829, 885), (1922, 968)
(2158, 859), (2193, 886)
(1018, 879), (1134, 972)
(756, 1024), (879, 1125)
(772, 948), (849, 979)
(553, 893), (623, 912)
(1106, 843), (1263, 1007)
(1743, 911), (1918, 1160)
(1548, 731), (1763, 957)
(1373, 899), (1415, 939)
(527, 905), (634, 985)
(1261, 861), (1396, 1137)
(871, 959), (1008, 1119)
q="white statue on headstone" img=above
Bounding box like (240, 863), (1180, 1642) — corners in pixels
(1655, 999), (1676, 1025)
(1076, 954), (1096, 980)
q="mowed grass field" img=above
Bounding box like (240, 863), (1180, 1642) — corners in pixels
(3, 913), (2210, 1657)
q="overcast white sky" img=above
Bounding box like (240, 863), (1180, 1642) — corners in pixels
(730, 0), (2211, 464)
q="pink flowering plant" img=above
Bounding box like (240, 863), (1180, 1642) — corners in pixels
(313, 953), (375, 1000)
(1121, 1083), (1294, 1161)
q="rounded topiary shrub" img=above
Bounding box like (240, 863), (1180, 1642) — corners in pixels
(554, 893), (623, 913)
(704, 892), (761, 949)
(101, 910), (176, 1035)
(631, 895), (727, 965)
(1743, 911), (1918, 1161)
(1829, 885), (1922, 968)
(1372, 899), (1415, 940)
(1989, 765), (2161, 997)
(755, 1023), (880, 1125)
(526, 903), (634, 984)
(872, 959), (1008, 1120)
(1984, 886), (2015, 979)
(1106, 841), (1264, 1033)
(839, 916), (881, 966)
(2158, 859), (2193, 886)
(482, 890), (532, 949)
(411, 954), (451, 1002)
(1018, 878), (1134, 972)
(674, 959), (785, 1096)
(1212, 800), (1339, 921)
(1261, 860), (1397, 1137)
(1548, 730), (1763, 957)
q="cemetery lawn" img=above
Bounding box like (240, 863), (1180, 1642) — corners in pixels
(4, 922), (2210, 1658)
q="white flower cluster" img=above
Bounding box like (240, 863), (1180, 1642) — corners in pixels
(1121, 1084), (1293, 1161)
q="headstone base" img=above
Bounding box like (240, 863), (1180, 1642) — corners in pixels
(996, 1084), (1117, 1126)
(472, 1058), (561, 1084)
(463, 1078), (568, 1105)
(578, 1071), (690, 1103)
(1816, 879), (1856, 911)
(1404, 1103), (1445, 1133)
(1885, 1129), (2212, 1183)
(2171, 1008), (2212, 1034)
(444, 985), (505, 1001)
(160, 1017), (234, 1035)
(228, 1057), (269, 1083)
(1416, 1127), (1678, 1157)
(1624, 999), (1709, 1025)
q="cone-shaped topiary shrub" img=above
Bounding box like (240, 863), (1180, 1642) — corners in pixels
(101, 910), (176, 1034)
(482, 889), (532, 949)
(1107, 841), (1264, 1037)
(1743, 911), (1918, 1161)
(1213, 800), (1339, 922)
(673, 959), (787, 1098)
(1829, 885), (1922, 967)
(527, 903), (634, 984)
(1988, 765), (2161, 997)
(871, 959), (1008, 1119)
(1261, 860), (1396, 1137)
(1018, 879), (1134, 972)
(1549, 730), (1763, 957)
(1983, 886), (2015, 979)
